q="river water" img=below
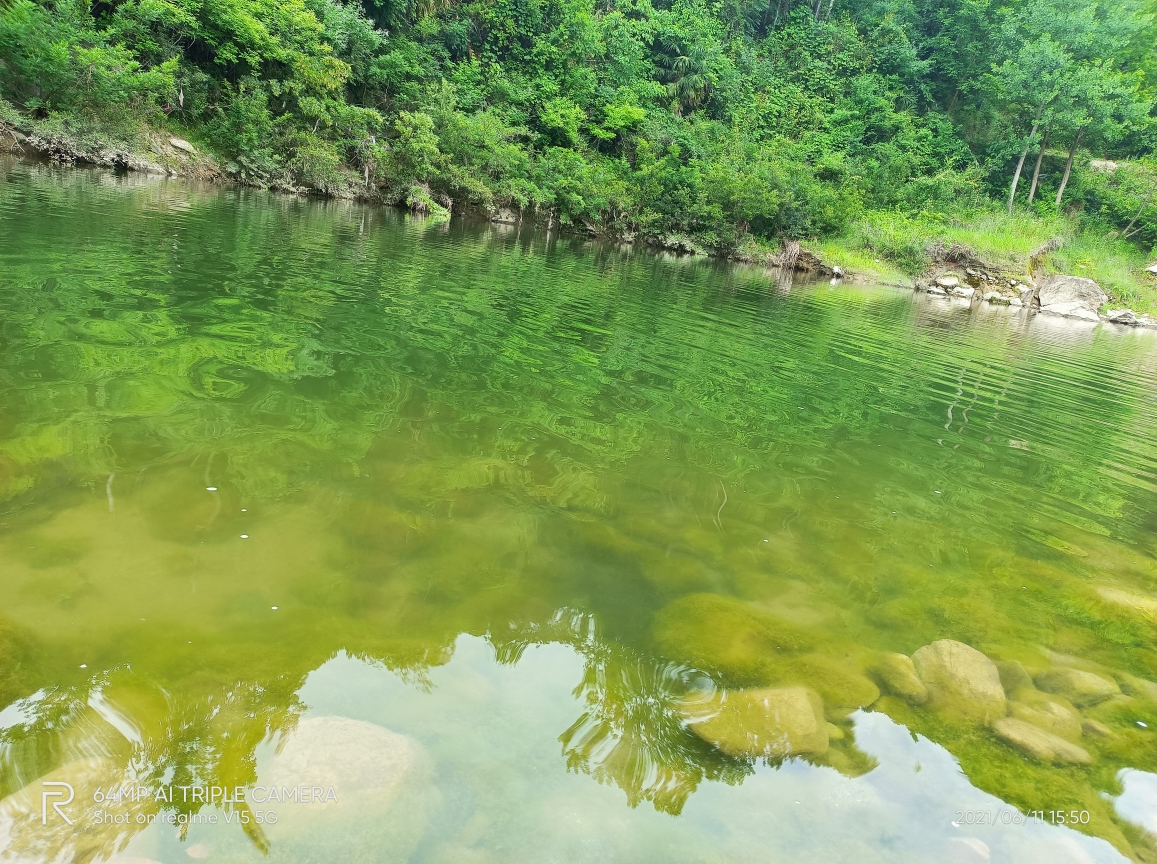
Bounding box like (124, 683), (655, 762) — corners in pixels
(2, 158), (1157, 863)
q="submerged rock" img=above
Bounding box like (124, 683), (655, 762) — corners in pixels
(651, 593), (814, 685)
(873, 652), (928, 704)
(681, 686), (828, 759)
(1114, 672), (1157, 704)
(792, 654), (880, 718)
(256, 716), (436, 864)
(927, 286), (948, 297)
(1009, 697), (1082, 741)
(1035, 668), (1120, 707)
(912, 640), (1006, 721)
(267, 716), (424, 801)
(1082, 719), (1113, 738)
(950, 285), (976, 300)
(995, 660), (1034, 695)
(993, 718), (1091, 764)
(1037, 275), (1107, 321)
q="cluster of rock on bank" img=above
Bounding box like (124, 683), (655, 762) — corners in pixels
(914, 268), (1157, 329)
(0, 123), (222, 182)
(681, 639), (1141, 767)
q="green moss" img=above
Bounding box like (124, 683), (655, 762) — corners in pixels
(878, 701), (1143, 859)
(651, 593), (816, 685)
(785, 654), (881, 719)
(0, 616), (36, 709)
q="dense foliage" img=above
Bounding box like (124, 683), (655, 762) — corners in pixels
(0, 0), (1155, 248)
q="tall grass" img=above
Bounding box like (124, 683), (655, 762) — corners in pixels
(818, 206), (1157, 311)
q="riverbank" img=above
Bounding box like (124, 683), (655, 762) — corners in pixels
(816, 211), (1157, 315)
(4, 116), (1155, 315)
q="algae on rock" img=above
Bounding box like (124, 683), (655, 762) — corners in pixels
(651, 593), (815, 685)
(911, 640), (1006, 722)
(872, 652), (928, 704)
(680, 686), (828, 759)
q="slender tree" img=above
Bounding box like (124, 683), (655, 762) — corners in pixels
(1053, 64), (1142, 207)
(1027, 121), (1050, 204)
(989, 39), (1068, 214)
(1054, 126), (1083, 207)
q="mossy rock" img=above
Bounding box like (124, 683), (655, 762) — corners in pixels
(1035, 667), (1120, 707)
(812, 719), (879, 778)
(651, 593), (815, 685)
(912, 639), (1006, 723)
(871, 652), (928, 704)
(1008, 694), (1082, 742)
(993, 718), (1091, 765)
(680, 686), (828, 759)
(780, 653), (880, 719)
(995, 659), (1034, 694)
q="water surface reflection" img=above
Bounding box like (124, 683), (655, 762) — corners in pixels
(2, 158), (1157, 861)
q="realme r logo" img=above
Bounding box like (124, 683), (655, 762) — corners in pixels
(41, 782), (74, 825)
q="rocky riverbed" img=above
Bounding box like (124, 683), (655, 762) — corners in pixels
(673, 630), (1141, 770)
(914, 265), (1157, 329)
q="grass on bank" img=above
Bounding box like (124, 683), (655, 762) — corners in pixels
(816, 208), (1157, 313)
(5, 102), (1155, 312)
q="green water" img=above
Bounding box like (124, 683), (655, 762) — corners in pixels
(2, 159), (1157, 863)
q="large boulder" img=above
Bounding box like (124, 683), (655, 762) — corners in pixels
(912, 640), (1006, 721)
(872, 652), (929, 704)
(1035, 667), (1120, 707)
(238, 716), (437, 864)
(680, 686), (828, 759)
(993, 718), (1091, 764)
(1037, 275), (1107, 321)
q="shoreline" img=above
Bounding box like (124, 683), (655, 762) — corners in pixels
(4, 133), (1154, 326)
(0, 124), (845, 275)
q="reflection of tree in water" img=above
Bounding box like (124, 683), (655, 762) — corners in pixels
(0, 669), (307, 860)
(0, 620), (460, 863)
(494, 608), (751, 815)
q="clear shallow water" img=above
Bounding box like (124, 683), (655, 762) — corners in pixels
(1, 158), (1157, 862)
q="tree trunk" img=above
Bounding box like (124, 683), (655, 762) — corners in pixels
(824, 0), (835, 19)
(1008, 105), (1044, 215)
(1027, 124), (1050, 204)
(1055, 126), (1084, 208)
(773, 0), (787, 27)
(1122, 190), (1154, 237)
(813, 0), (822, 19)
